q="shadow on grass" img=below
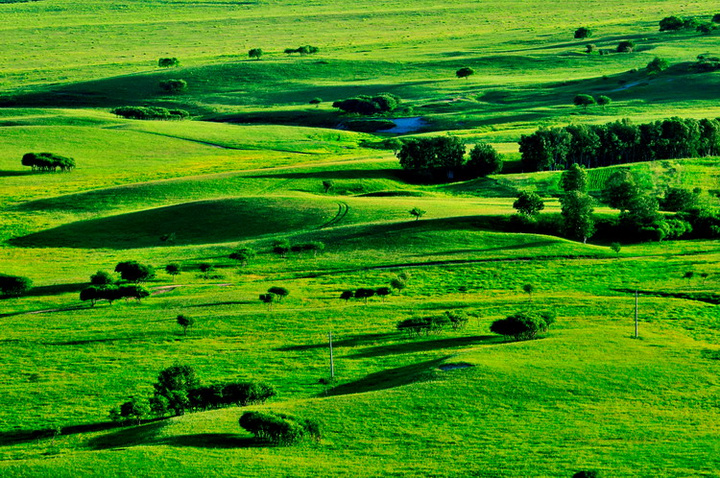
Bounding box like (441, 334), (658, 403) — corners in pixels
(411, 239), (561, 258)
(25, 282), (88, 297)
(157, 434), (259, 449)
(350, 335), (502, 359)
(0, 170), (35, 177)
(0, 419), (166, 447)
(0, 304), (91, 318)
(324, 356), (448, 397)
(276, 332), (395, 352)
(188, 300), (254, 308)
(87, 420), (168, 450)
(245, 168), (402, 181)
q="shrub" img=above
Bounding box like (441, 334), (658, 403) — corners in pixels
(333, 93), (401, 115)
(21, 152), (75, 172)
(158, 79), (187, 94)
(239, 411), (319, 445)
(158, 57), (179, 68)
(111, 106), (189, 120)
(573, 94), (596, 108)
(248, 48), (263, 60)
(90, 270), (114, 286)
(490, 311), (555, 340)
(646, 57), (669, 73)
(455, 67), (475, 79)
(513, 191), (544, 217)
(0, 274), (32, 297)
(596, 95), (611, 107)
(616, 40), (635, 53)
(574, 27), (592, 39)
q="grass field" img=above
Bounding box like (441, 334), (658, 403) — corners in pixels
(0, 0), (719, 476)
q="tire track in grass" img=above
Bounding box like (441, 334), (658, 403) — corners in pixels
(318, 201), (349, 229)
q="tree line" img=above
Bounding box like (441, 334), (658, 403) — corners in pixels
(21, 152), (75, 172)
(519, 117), (720, 172)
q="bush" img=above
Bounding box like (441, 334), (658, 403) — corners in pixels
(616, 40), (635, 53)
(90, 270), (114, 286)
(239, 411), (319, 445)
(158, 57), (179, 68)
(0, 274), (32, 297)
(574, 27), (592, 39)
(111, 106), (189, 120)
(248, 48), (263, 60)
(490, 311), (555, 341)
(659, 16), (685, 31)
(21, 152), (75, 172)
(397, 315), (451, 336)
(455, 67), (475, 79)
(333, 93), (401, 115)
(646, 57), (669, 73)
(573, 94), (596, 108)
(158, 79), (187, 94)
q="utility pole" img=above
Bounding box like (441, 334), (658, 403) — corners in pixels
(634, 290), (639, 338)
(328, 332), (335, 379)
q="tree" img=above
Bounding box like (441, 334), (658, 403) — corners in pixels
(267, 286), (289, 302)
(397, 136), (465, 178)
(561, 163), (588, 192)
(248, 48), (263, 60)
(158, 57), (179, 68)
(375, 287), (391, 301)
(90, 270), (114, 286)
(573, 94), (596, 109)
(659, 16), (685, 31)
(574, 27), (592, 39)
(596, 95), (611, 108)
(176, 314), (194, 335)
(118, 284), (150, 302)
(0, 274), (32, 297)
(272, 239), (291, 258)
(340, 290), (354, 301)
(522, 283), (534, 302)
(259, 293), (275, 310)
(610, 242), (622, 255)
(390, 278), (406, 293)
(165, 263), (181, 280)
(80, 286), (102, 307)
(354, 288), (376, 304)
(159, 79), (187, 94)
(660, 187), (699, 212)
(466, 142), (502, 176)
(646, 57), (669, 73)
(198, 263), (214, 277)
(696, 23), (717, 35)
(561, 190), (595, 243)
(115, 261), (155, 283)
(602, 168), (639, 211)
(490, 311), (553, 341)
(109, 396), (150, 426)
(21, 152), (75, 172)
(616, 40), (635, 53)
(151, 365), (200, 416)
(455, 67), (475, 79)
(322, 180), (334, 193)
(513, 191), (545, 217)
(309, 97), (323, 107)
(409, 207), (426, 221)
(585, 44), (596, 53)
(229, 248), (255, 267)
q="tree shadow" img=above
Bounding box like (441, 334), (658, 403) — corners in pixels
(350, 335), (502, 359)
(244, 169), (402, 181)
(324, 357), (448, 397)
(156, 434), (260, 449)
(276, 332), (395, 352)
(412, 239), (561, 257)
(188, 300), (254, 308)
(0, 304), (92, 318)
(87, 420), (168, 450)
(0, 170), (34, 177)
(25, 282), (88, 297)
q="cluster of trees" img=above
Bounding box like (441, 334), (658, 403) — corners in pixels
(572, 94), (611, 109)
(158, 79), (187, 94)
(0, 274), (32, 297)
(490, 310), (555, 341)
(157, 57), (180, 68)
(659, 15), (718, 34)
(239, 411), (320, 445)
(110, 365), (276, 424)
(80, 284), (149, 306)
(397, 136), (502, 181)
(284, 45), (319, 55)
(519, 117), (720, 171)
(111, 106), (190, 120)
(259, 286), (290, 309)
(271, 240), (325, 258)
(21, 152), (75, 172)
(340, 286), (391, 303)
(397, 310), (471, 336)
(333, 93), (401, 115)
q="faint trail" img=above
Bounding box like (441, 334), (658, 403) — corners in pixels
(319, 201), (349, 229)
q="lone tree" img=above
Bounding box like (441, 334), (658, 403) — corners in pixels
(309, 97), (323, 107)
(647, 57), (669, 73)
(248, 48), (263, 60)
(513, 191), (545, 217)
(115, 261), (155, 283)
(455, 67), (475, 79)
(21, 152), (75, 172)
(0, 274), (32, 297)
(165, 263), (181, 280)
(466, 142), (502, 176)
(616, 40), (635, 53)
(158, 57), (180, 68)
(409, 207), (426, 221)
(159, 79), (187, 94)
(610, 242), (622, 255)
(573, 94), (596, 109)
(522, 283), (534, 302)
(267, 286), (289, 302)
(176, 314), (195, 335)
(229, 248), (255, 267)
(574, 27), (593, 39)
(596, 95), (611, 108)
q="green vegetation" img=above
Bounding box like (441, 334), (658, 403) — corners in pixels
(0, 0), (719, 476)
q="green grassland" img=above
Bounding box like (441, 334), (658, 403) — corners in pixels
(1, 0), (720, 476)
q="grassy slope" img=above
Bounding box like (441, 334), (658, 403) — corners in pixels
(0, 0), (720, 476)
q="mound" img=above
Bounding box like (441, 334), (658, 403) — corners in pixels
(11, 197), (338, 249)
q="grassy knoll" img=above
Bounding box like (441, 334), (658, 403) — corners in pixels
(0, 0), (719, 476)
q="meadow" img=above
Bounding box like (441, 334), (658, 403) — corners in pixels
(0, 0), (719, 476)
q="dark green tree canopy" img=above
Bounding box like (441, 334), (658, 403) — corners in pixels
(455, 67), (475, 79)
(573, 94), (596, 108)
(466, 142), (502, 176)
(646, 57), (669, 73)
(115, 261), (155, 283)
(574, 27), (592, 39)
(561, 164), (588, 192)
(22, 152), (75, 172)
(159, 79), (187, 94)
(397, 136), (465, 176)
(602, 168), (639, 211)
(616, 40), (635, 52)
(332, 93), (401, 115)
(561, 190), (595, 243)
(513, 191), (545, 216)
(0, 274), (32, 297)
(248, 48), (263, 60)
